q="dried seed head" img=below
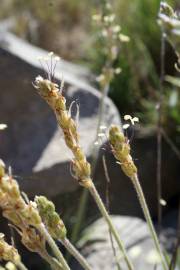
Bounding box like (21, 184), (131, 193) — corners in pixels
(0, 234), (20, 264)
(21, 227), (45, 254)
(34, 74), (92, 188)
(0, 161), (41, 229)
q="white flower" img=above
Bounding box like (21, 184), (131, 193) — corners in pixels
(123, 123), (130, 130)
(112, 25), (121, 33)
(100, 125), (107, 130)
(124, 115), (139, 125)
(0, 124), (7, 130)
(98, 133), (105, 137)
(119, 34), (130, 42)
(114, 67), (122, 74)
(160, 198), (167, 206)
(96, 74), (105, 82)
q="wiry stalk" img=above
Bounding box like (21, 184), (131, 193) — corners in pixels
(34, 65), (133, 270)
(38, 223), (70, 270)
(36, 196), (91, 270)
(39, 250), (63, 270)
(16, 262), (28, 270)
(60, 238), (92, 270)
(131, 174), (168, 270)
(109, 125), (168, 270)
(89, 182), (133, 270)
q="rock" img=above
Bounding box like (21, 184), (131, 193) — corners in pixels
(0, 31), (121, 198)
(71, 216), (167, 270)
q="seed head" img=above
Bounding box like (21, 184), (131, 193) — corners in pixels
(109, 125), (137, 178)
(35, 196), (67, 239)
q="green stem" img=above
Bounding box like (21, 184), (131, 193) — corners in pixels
(131, 174), (168, 270)
(89, 182), (134, 270)
(70, 189), (89, 245)
(61, 238), (92, 270)
(39, 250), (63, 270)
(38, 223), (70, 270)
(16, 261), (28, 270)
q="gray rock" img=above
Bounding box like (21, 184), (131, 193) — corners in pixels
(0, 31), (121, 198)
(71, 216), (166, 270)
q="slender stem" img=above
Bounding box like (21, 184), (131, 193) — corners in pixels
(16, 261), (28, 270)
(70, 189), (89, 245)
(102, 155), (122, 270)
(157, 25), (166, 233)
(161, 128), (180, 161)
(89, 182), (134, 270)
(38, 223), (70, 270)
(61, 238), (92, 270)
(40, 250), (63, 270)
(169, 200), (180, 270)
(131, 174), (168, 270)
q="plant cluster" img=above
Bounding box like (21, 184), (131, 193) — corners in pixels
(0, 1), (180, 270)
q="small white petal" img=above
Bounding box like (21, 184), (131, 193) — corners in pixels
(100, 125), (107, 130)
(124, 115), (132, 121)
(35, 75), (43, 83)
(133, 117), (139, 122)
(96, 74), (105, 82)
(160, 199), (167, 206)
(48, 51), (54, 56)
(54, 56), (60, 61)
(119, 34), (130, 42)
(123, 124), (130, 129)
(115, 67), (122, 74)
(112, 25), (121, 33)
(0, 124), (7, 130)
(102, 29), (108, 37)
(98, 133), (105, 137)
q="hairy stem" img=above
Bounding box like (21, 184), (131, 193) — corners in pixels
(89, 182), (134, 270)
(61, 238), (91, 270)
(38, 223), (70, 270)
(16, 262), (28, 270)
(40, 251), (63, 270)
(131, 174), (168, 270)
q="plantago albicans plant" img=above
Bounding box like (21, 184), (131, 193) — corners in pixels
(34, 53), (134, 270)
(35, 196), (92, 270)
(0, 160), (70, 270)
(0, 233), (27, 270)
(109, 123), (168, 270)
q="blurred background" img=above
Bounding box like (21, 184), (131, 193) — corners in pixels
(1, 1), (180, 269)
(0, 0), (179, 132)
